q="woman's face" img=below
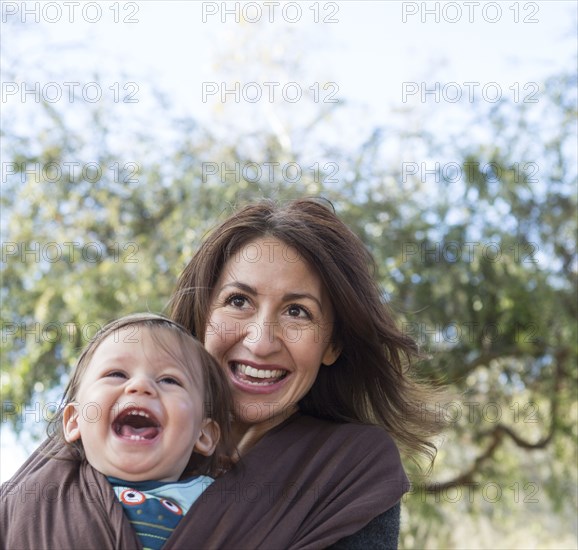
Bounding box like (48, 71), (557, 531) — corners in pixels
(204, 237), (340, 430)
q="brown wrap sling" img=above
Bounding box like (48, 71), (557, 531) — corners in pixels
(1, 412), (409, 549)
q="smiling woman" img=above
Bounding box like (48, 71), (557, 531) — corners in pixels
(168, 197), (445, 548)
(1, 199), (444, 550)
(204, 236), (340, 446)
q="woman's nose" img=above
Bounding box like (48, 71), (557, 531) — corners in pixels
(243, 315), (283, 357)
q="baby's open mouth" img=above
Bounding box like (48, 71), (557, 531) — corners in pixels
(113, 408), (161, 440)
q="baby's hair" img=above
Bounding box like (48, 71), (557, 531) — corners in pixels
(47, 313), (234, 477)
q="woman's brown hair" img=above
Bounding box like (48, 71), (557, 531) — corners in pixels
(170, 198), (444, 466)
(47, 313), (234, 477)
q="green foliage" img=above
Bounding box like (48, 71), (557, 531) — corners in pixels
(1, 53), (576, 548)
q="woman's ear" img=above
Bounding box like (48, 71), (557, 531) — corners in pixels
(322, 342), (341, 367)
(193, 419), (220, 457)
(62, 403), (81, 442)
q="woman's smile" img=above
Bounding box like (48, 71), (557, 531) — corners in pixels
(204, 237), (340, 428)
(228, 360), (289, 392)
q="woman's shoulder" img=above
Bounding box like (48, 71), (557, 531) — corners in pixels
(284, 412), (400, 451)
(182, 412), (408, 549)
(259, 412), (407, 482)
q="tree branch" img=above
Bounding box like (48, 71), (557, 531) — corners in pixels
(421, 348), (566, 493)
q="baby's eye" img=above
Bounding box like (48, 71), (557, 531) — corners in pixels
(106, 371), (126, 379)
(159, 376), (182, 386)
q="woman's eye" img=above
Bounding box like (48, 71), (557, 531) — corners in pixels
(226, 294), (248, 308)
(287, 304), (311, 319)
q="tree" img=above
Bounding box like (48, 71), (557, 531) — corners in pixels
(335, 67), (577, 547)
(1, 20), (576, 547)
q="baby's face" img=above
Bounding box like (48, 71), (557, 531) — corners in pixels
(63, 327), (216, 482)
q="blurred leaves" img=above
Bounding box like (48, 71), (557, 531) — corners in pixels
(1, 31), (576, 549)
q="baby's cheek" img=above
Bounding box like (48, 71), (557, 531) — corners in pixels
(174, 399), (203, 422)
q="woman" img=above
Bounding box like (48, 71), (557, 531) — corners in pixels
(1, 197), (441, 549)
(168, 197), (442, 548)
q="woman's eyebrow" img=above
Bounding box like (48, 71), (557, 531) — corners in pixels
(283, 292), (323, 311)
(220, 281), (257, 295)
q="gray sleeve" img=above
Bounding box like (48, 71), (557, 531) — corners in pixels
(326, 501), (401, 550)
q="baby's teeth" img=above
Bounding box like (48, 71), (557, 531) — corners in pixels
(128, 410), (149, 418)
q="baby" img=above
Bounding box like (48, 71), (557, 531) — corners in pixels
(53, 313), (233, 549)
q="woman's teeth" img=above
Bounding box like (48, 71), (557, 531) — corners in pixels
(235, 363), (285, 385)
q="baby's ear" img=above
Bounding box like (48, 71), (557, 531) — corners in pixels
(62, 403), (81, 442)
(193, 419), (220, 457)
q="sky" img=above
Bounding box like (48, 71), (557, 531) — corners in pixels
(3, 2), (576, 134)
(1, 0), (577, 481)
